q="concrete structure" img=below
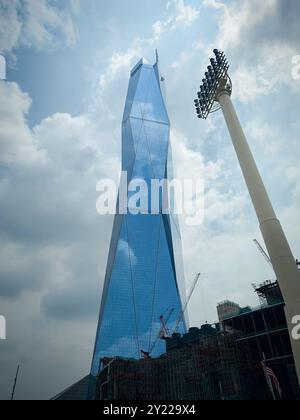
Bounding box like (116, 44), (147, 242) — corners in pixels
(218, 281), (300, 400)
(217, 300), (242, 324)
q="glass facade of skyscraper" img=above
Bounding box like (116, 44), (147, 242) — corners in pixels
(90, 56), (187, 380)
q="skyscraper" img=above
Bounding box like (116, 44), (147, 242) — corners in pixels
(90, 54), (187, 383)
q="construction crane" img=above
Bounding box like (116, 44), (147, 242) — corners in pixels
(145, 273), (201, 357)
(173, 272), (201, 334)
(253, 239), (274, 271)
(159, 307), (174, 339)
(146, 308), (175, 357)
(254, 240), (299, 272)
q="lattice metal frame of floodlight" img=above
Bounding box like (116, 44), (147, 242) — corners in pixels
(194, 49), (232, 120)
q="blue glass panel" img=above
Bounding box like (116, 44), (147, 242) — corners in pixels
(130, 121), (154, 182)
(126, 213), (161, 348)
(143, 120), (170, 180)
(123, 66), (142, 121)
(91, 218), (138, 375)
(130, 66), (152, 120)
(122, 119), (135, 176)
(151, 215), (186, 341)
(143, 69), (169, 124)
(167, 145), (188, 326)
(128, 117), (143, 154)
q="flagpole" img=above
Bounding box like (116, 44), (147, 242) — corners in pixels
(219, 380), (225, 401)
(261, 353), (276, 400)
(11, 365), (20, 401)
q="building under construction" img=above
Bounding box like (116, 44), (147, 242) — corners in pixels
(96, 281), (300, 401)
(217, 280), (300, 400)
(97, 324), (269, 400)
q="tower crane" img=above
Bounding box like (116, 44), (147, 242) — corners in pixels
(145, 308), (175, 357)
(173, 272), (201, 334)
(159, 307), (174, 339)
(253, 239), (274, 271)
(144, 273), (201, 358)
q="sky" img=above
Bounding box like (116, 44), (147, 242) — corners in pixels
(0, 0), (300, 400)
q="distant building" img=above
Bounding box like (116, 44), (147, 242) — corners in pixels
(217, 300), (243, 326)
(52, 376), (90, 401)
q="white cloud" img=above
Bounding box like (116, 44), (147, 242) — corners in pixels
(171, 129), (249, 228)
(0, 78), (120, 398)
(118, 240), (138, 266)
(170, 0), (200, 26)
(0, 80), (119, 302)
(0, 0), (78, 54)
(169, 128), (259, 323)
(98, 48), (140, 91)
(204, 0), (300, 101)
(204, 0), (276, 50)
(153, 0), (199, 39)
(0, 82), (47, 167)
(98, 0), (200, 92)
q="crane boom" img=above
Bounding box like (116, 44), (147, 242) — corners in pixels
(148, 273), (201, 354)
(159, 307), (174, 338)
(148, 308), (175, 355)
(253, 239), (274, 270)
(174, 273), (201, 334)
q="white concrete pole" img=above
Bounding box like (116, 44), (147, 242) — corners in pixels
(217, 86), (300, 386)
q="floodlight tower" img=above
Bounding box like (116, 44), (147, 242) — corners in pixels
(194, 49), (300, 385)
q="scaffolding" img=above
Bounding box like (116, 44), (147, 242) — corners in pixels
(254, 280), (283, 307)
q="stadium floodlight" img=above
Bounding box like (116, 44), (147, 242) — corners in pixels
(194, 49), (300, 387)
(194, 49), (231, 119)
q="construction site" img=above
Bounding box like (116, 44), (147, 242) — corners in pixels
(96, 277), (300, 401)
(52, 237), (300, 401)
(96, 324), (269, 400)
(217, 280), (300, 400)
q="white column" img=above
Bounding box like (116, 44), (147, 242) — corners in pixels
(217, 88), (300, 385)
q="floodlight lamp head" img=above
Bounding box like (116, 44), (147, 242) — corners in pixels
(194, 49), (232, 120)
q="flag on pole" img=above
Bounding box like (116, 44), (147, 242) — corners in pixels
(265, 366), (282, 399)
